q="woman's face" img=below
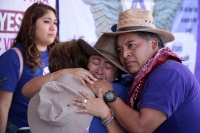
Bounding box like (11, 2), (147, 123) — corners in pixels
(87, 55), (119, 82)
(35, 10), (57, 51)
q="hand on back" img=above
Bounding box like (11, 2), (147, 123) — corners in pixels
(64, 68), (97, 86)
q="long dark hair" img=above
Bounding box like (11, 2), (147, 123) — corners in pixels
(12, 2), (59, 72)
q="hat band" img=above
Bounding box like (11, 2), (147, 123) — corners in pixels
(97, 49), (118, 60)
(117, 26), (151, 31)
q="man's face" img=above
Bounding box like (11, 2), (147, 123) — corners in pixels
(87, 55), (118, 82)
(117, 33), (157, 74)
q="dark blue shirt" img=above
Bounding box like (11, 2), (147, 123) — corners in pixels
(0, 43), (49, 128)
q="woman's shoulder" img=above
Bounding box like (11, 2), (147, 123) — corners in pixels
(1, 48), (18, 59)
(0, 45), (24, 68)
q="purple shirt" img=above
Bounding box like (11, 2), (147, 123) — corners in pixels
(0, 43), (49, 128)
(139, 60), (200, 133)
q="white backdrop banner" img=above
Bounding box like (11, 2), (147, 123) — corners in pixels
(166, 0), (198, 74)
(0, 0), (56, 55)
(58, 0), (155, 45)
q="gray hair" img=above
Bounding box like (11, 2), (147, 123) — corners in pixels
(132, 31), (164, 48)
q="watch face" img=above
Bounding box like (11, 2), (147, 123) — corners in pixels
(104, 90), (118, 102)
(106, 92), (115, 101)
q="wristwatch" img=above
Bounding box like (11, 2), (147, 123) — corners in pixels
(104, 90), (119, 103)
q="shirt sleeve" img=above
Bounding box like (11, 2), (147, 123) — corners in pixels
(139, 65), (186, 118)
(0, 49), (20, 92)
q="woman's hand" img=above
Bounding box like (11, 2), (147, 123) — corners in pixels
(73, 88), (110, 119)
(64, 68), (97, 86)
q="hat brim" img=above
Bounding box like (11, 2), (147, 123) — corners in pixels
(29, 93), (92, 133)
(103, 28), (174, 44)
(78, 39), (128, 73)
(28, 73), (94, 133)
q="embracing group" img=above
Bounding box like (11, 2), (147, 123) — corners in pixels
(0, 2), (200, 133)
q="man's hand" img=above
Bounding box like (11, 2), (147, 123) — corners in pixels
(87, 79), (114, 96)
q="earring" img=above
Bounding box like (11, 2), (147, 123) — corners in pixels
(115, 77), (118, 81)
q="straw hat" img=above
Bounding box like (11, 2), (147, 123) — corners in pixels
(28, 73), (94, 133)
(78, 34), (128, 73)
(104, 8), (174, 43)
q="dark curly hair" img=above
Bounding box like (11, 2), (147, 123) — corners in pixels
(48, 39), (88, 73)
(12, 2), (59, 72)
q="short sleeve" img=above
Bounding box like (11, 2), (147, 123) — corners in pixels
(0, 49), (20, 92)
(139, 65), (186, 117)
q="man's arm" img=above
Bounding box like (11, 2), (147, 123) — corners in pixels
(88, 80), (167, 133)
(109, 98), (167, 133)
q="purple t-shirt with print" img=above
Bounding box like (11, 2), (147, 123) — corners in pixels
(0, 43), (49, 128)
(139, 61), (200, 133)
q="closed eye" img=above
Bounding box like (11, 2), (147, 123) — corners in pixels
(44, 20), (50, 23)
(105, 66), (111, 69)
(105, 63), (113, 70)
(92, 62), (98, 66)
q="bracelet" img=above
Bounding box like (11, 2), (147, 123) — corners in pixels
(102, 109), (112, 121)
(103, 115), (114, 126)
(50, 72), (55, 81)
(101, 109), (114, 126)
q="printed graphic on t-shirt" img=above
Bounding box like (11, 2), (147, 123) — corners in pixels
(43, 67), (49, 75)
(27, 67), (49, 77)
